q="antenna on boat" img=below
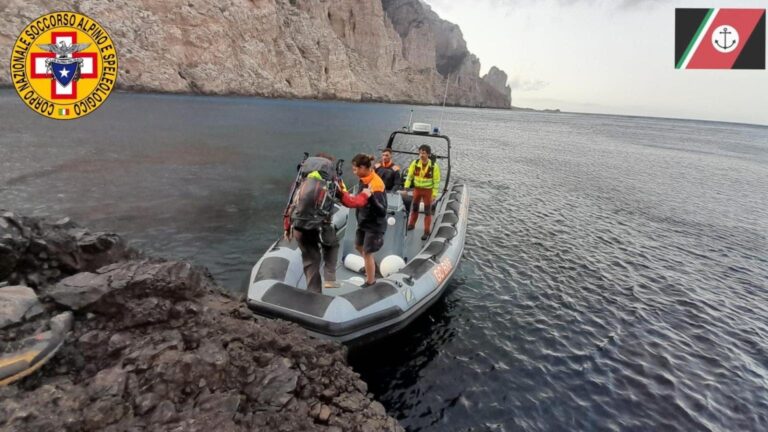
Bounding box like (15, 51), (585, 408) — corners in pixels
(441, 75), (450, 106)
(407, 109), (414, 131)
(437, 74), (457, 133)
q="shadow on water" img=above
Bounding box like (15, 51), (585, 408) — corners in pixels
(347, 280), (462, 418)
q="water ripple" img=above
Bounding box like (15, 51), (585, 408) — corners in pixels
(2, 91), (767, 431)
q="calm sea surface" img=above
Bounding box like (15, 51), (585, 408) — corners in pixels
(2, 89), (767, 431)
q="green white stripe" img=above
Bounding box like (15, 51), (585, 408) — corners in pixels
(677, 8), (718, 69)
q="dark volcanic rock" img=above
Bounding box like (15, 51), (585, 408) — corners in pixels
(0, 211), (403, 432)
(254, 357), (301, 408)
(0, 210), (137, 289)
(44, 260), (210, 322)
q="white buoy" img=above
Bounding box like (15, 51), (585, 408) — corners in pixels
(380, 255), (406, 277)
(387, 216), (396, 226)
(343, 254), (365, 273)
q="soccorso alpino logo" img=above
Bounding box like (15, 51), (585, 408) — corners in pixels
(9, 11), (118, 120)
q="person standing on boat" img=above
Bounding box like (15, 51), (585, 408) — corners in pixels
(284, 153), (344, 292)
(338, 154), (388, 287)
(404, 144), (440, 241)
(374, 148), (401, 191)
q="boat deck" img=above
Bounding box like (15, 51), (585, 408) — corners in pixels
(321, 210), (431, 297)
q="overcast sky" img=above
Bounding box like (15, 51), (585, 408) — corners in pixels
(427, 0), (768, 125)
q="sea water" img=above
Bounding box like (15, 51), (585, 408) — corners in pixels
(2, 90), (767, 431)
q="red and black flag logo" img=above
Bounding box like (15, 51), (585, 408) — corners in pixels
(676, 8), (765, 69)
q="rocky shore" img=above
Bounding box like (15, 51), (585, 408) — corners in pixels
(0, 210), (402, 431)
(0, 0), (511, 108)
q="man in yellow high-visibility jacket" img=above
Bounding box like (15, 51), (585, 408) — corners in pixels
(404, 144), (441, 241)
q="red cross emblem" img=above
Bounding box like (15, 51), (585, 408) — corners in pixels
(29, 31), (98, 100)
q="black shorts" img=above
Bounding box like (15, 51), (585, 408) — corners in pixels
(355, 229), (384, 253)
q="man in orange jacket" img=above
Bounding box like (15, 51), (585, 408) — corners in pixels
(338, 154), (388, 287)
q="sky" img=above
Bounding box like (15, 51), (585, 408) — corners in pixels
(427, 0), (768, 125)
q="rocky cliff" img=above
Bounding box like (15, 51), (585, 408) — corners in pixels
(0, 0), (511, 108)
(482, 66), (512, 101)
(0, 210), (402, 431)
(382, 0), (511, 107)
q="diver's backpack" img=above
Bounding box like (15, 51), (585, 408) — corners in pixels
(290, 157), (338, 231)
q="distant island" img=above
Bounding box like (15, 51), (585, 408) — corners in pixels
(512, 106), (561, 113)
(1, 0), (513, 109)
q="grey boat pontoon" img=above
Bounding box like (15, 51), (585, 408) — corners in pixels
(246, 124), (469, 343)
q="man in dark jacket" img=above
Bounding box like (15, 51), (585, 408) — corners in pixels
(339, 154), (387, 287)
(374, 148), (401, 191)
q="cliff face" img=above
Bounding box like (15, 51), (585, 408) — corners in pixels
(0, 0), (511, 108)
(382, 0), (512, 107)
(483, 66), (512, 100)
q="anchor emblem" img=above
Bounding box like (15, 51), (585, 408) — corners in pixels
(712, 25), (739, 53)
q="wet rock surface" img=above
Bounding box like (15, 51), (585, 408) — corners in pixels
(0, 212), (402, 431)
